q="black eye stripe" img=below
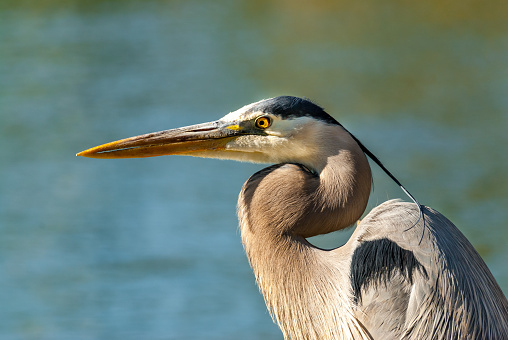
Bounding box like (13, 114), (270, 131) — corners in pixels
(246, 96), (340, 126)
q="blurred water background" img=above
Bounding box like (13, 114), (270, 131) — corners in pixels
(1, 1), (507, 339)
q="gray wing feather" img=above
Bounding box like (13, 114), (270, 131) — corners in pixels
(350, 200), (508, 339)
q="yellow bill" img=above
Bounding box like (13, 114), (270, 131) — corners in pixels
(77, 121), (242, 159)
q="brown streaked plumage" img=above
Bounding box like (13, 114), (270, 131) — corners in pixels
(78, 96), (508, 339)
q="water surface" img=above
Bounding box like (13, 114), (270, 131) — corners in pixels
(1, 1), (507, 339)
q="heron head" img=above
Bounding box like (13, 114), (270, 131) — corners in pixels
(77, 96), (351, 173)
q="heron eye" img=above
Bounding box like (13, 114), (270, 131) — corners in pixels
(255, 116), (271, 129)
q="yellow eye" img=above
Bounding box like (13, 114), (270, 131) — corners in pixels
(255, 116), (271, 129)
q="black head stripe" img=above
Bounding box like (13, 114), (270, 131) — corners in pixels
(249, 96), (340, 125)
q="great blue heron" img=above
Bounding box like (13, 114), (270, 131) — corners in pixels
(78, 96), (508, 339)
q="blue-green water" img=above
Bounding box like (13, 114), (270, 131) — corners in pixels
(1, 1), (507, 339)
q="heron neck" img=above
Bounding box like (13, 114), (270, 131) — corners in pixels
(302, 146), (372, 237)
(237, 134), (372, 339)
(240, 231), (369, 339)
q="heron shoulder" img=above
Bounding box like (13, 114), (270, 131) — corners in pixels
(347, 199), (508, 338)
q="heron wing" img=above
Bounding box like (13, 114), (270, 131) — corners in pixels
(347, 200), (508, 339)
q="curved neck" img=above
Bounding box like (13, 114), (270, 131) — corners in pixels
(237, 128), (372, 339)
(239, 126), (372, 239)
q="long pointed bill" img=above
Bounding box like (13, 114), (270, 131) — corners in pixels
(76, 121), (242, 159)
